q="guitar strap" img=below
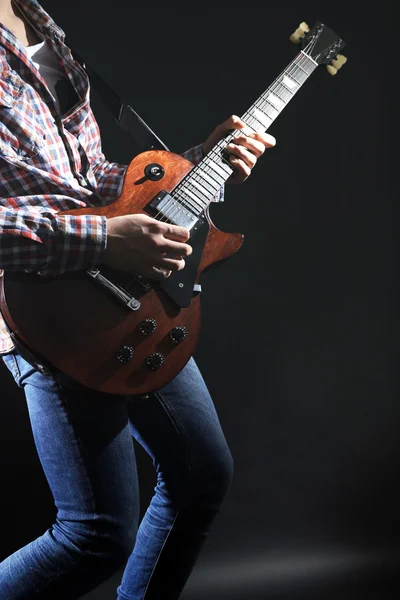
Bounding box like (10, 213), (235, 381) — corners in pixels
(71, 48), (170, 152)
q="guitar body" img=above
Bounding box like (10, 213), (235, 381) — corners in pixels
(0, 21), (346, 396)
(0, 150), (243, 395)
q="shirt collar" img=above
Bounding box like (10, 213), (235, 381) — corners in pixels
(0, 0), (66, 46)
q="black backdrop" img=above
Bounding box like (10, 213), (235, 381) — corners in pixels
(0, 1), (398, 598)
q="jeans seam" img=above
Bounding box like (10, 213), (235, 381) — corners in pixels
(140, 511), (180, 600)
(152, 390), (193, 473)
(54, 383), (98, 522)
(131, 391), (192, 599)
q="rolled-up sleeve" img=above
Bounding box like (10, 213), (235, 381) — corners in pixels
(0, 204), (106, 276)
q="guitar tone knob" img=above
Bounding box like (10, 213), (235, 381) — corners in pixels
(115, 345), (134, 364)
(169, 326), (188, 344)
(139, 318), (157, 336)
(146, 352), (165, 371)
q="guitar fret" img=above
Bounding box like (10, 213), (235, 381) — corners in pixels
(190, 178), (214, 199)
(208, 159), (231, 179)
(281, 74), (297, 90)
(169, 50), (319, 220)
(261, 97), (279, 116)
(266, 92), (286, 111)
(274, 81), (293, 101)
(249, 120), (265, 133)
(241, 119), (258, 133)
(196, 169), (221, 191)
(293, 59), (311, 76)
(287, 72), (303, 86)
(186, 182), (208, 208)
(202, 164), (225, 187)
(218, 156), (233, 175)
(183, 187), (206, 211)
(173, 165), (223, 209)
(251, 108), (272, 129)
(245, 117), (265, 133)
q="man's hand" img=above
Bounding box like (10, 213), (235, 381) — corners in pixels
(202, 115), (276, 184)
(103, 214), (192, 280)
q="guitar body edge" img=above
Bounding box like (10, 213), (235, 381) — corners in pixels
(0, 150), (243, 396)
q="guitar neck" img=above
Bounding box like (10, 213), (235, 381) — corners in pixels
(172, 51), (318, 217)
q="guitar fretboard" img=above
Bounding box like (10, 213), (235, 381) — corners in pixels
(171, 51), (318, 219)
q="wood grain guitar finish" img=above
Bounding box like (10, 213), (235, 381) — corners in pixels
(0, 21), (346, 395)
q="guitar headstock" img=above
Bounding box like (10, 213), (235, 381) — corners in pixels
(290, 21), (347, 75)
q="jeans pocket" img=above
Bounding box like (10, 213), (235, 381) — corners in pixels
(2, 351), (21, 385)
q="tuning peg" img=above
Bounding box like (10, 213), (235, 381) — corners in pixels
(289, 21), (310, 44)
(332, 54), (347, 69)
(326, 53), (347, 75)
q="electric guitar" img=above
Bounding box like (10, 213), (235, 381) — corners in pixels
(0, 21), (347, 395)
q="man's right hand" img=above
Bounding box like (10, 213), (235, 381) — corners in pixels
(103, 214), (192, 280)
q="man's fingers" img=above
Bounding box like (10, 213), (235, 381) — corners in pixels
(161, 222), (190, 242)
(228, 157), (251, 182)
(224, 114), (247, 132)
(229, 133), (275, 158)
(226, 144), (257, 169)
(161, 238), (193, 257)
(151, 266), (173, 280)
(257, 132), (276, 148)
(152, 256), (186, 273)
(139, 258), (184, 281)
(138, 265), (171, 281)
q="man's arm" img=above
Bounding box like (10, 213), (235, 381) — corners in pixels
(0, 204), (106, 276)
(0, 115), (274, 279)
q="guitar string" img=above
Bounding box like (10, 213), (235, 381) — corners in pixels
(191, 52), (318, 208)
(137, 48), (317, 280)
(153, 50), (317, 228)
(160, 52), (315, 221)
(191, 51), (316, 207)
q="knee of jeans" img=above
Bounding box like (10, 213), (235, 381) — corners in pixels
(54, 518), (136, 568)
(190, 447), (234, 506)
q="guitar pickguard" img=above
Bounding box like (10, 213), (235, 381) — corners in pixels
(160, 219), (209, 308)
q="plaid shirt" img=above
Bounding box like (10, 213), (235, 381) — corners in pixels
(0, 0), (215, 354)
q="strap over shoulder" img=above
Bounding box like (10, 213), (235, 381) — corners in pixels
(71, 47), (169, 152)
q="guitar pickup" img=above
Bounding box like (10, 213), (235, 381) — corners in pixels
(148, 191), (202, 232)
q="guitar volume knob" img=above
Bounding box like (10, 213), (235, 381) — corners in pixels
(115, 345), (134, 364)
(139, 318), (157, 336)
(169, 326), (188, 344)
(146, 352), (165, 370)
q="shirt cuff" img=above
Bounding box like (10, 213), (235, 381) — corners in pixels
(181, 143), (204, 165)
(48, 214), (107, 274)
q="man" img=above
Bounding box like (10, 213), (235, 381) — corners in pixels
(0, 0), (275, 598)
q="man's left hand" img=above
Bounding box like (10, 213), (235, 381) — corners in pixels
(202, 115), (276, 184)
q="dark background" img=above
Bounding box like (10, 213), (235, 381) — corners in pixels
(0, 1), (398, 598)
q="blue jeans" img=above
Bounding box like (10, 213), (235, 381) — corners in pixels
(0, 353), (233, 600)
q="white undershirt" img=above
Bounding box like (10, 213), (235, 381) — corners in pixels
(26, 39), (68, 111)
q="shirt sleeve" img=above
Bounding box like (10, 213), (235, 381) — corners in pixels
(0, 204), (106, 276)
(79, 107), (128, 203)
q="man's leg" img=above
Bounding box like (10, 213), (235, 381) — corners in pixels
(118, 357), (234, 600)
(0, 352), (139, 600)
